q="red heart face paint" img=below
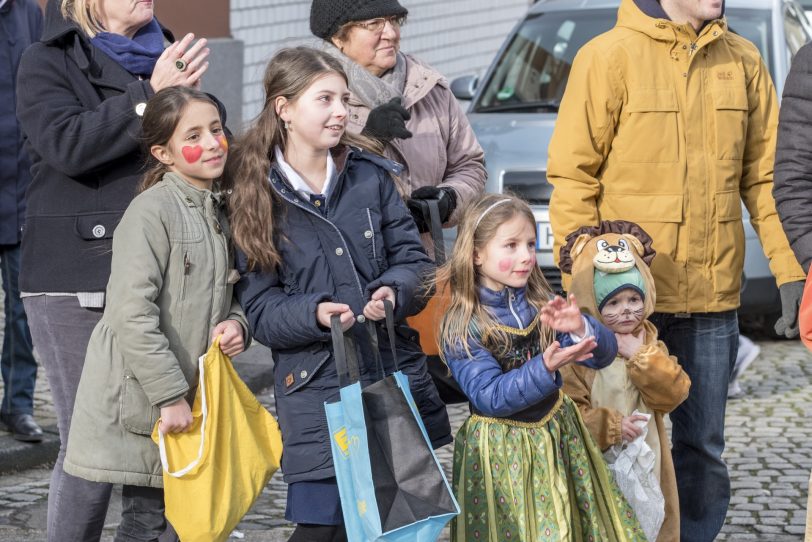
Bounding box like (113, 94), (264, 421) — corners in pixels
(217, 135), (229, 151)
(498, 258), (513, 273)
(181, 145), (203, 164)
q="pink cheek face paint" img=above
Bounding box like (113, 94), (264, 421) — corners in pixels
(498, 258), (513, 273)
(181, 145), (203, 164)
(217, 135), (229, 152)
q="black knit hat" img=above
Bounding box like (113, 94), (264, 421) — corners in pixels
(310, 0), (409, 40)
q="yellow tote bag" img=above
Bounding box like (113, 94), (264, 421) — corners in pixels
(151, 339), (283, 542)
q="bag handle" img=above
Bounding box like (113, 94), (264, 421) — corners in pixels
(157, 339), (215, 478)
(425, 198), (446, 265)
(414, 198), (446, 265)
(330, 299), (399, 387)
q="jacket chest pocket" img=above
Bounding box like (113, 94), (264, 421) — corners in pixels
(620, 89), (680, 164)
(713, 87), (749, 161)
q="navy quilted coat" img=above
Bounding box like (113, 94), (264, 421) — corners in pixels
(235, 146), (452, 483)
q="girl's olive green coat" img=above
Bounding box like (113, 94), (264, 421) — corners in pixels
(64, 173), (248, 487)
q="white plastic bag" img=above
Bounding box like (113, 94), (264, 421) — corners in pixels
(604, 411), (665, 542)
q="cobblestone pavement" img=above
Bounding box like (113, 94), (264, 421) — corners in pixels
(0, 339), (810, 541)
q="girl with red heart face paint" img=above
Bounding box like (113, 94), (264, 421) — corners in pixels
(65, 86), (248, 541)
(145, 90), (228, 192)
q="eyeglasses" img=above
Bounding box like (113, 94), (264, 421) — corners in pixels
(353, 15), (406, 33)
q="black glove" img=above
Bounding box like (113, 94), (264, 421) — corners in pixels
(406, 186), (457, 233)
(361, 97), (412, 142)
(774, 280), (805, 338)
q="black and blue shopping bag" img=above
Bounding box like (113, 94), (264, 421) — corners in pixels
(324, 301), (459, 541)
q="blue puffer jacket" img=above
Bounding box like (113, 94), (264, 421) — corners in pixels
(235, 146), (451, 483)
(446, 286), (617, 418)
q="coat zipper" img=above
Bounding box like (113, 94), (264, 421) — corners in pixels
(365, 208), (377, 256)
(271, 170), (366, 302)
(507, 289), (524, 328)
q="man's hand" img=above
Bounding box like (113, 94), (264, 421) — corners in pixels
(775, 281), (805, 338)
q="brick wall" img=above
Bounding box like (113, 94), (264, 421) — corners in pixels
(230, 0), (531, 124)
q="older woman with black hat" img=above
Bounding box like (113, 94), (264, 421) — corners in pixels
(311, 0), (485, 240)
(311, 0), (487, 407)
(15, 1), (210, 540)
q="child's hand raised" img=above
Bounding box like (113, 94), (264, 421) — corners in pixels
(616, 331), (644, 360)
(540, 294), (587, 336)
(363, 286), (396, 321)
(542, 337), (597, 372)
(317, 302), (355, 331)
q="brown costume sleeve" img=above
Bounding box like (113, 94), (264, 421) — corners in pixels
(560, 363), (623, 450)
(627, 341), (691, 414)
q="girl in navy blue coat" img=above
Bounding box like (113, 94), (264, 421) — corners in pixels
(438, 194), (646, 541)
(227, 47), (450, 542)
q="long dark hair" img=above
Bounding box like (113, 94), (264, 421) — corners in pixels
(227, 46), (382, 272)
(140, 87), (221, 192)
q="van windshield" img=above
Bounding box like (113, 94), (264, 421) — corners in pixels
(473, 8), (774, 114)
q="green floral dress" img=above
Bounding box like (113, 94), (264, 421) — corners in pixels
(451, 324), (647, 541)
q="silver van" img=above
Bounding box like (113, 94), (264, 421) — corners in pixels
(452, 0), (811, 326)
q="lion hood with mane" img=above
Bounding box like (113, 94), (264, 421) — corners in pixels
(559, 221), (658, 324)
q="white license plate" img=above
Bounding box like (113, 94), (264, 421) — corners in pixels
(536, 222), (554, 251)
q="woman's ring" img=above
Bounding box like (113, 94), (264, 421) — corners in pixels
(175, 58), (188, 72)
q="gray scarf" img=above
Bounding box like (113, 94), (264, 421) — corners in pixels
(321, 42), (407, 109)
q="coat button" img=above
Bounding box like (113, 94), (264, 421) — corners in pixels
(92, 225), (106, 238)
(214, 222), (222, 234)
(364, 230), (373, 239)
(300, 370), (308, 379)
(135, 102), (147, 117)
(356, 315), (366, 323)
(335, 248), (344, 256)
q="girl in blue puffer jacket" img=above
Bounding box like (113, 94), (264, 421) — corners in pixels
(438, 194), (647, 542)
(226, 47), (450, 542)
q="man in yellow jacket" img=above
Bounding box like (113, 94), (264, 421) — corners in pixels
(548, 0), (805, 540)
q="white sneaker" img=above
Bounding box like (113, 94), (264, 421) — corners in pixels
(732, 335), (760, 382)
(727, 380), (744, 399)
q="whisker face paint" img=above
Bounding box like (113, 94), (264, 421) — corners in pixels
(182, 145), (203, 164)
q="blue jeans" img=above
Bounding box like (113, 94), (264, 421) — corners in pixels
(0, 244), (37, 416)
(650, 311), (738, 542)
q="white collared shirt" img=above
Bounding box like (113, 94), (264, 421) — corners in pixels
(273, 146), (335, 200)
(0, 0), (9, 10)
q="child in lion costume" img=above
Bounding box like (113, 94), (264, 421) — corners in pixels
(558, 220), (691, 542)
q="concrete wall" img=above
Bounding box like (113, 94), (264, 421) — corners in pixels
(231, 0), (532, 126)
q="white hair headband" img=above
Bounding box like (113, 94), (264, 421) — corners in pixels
(474, 199), (512, 230)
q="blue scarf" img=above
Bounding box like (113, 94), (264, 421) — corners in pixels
(90, 18), (164, 77)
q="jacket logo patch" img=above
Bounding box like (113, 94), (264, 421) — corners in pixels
(717, 71), (734, 81)
(285, 373), (294, 387)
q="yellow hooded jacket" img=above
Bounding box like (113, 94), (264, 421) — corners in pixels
(548, 0), (804, 313)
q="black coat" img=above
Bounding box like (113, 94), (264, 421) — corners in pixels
(0, 0), (42, 245)
(775, 42), (812, 272)
(15, 1), (171, 292)
(235, 147), (451, 484)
